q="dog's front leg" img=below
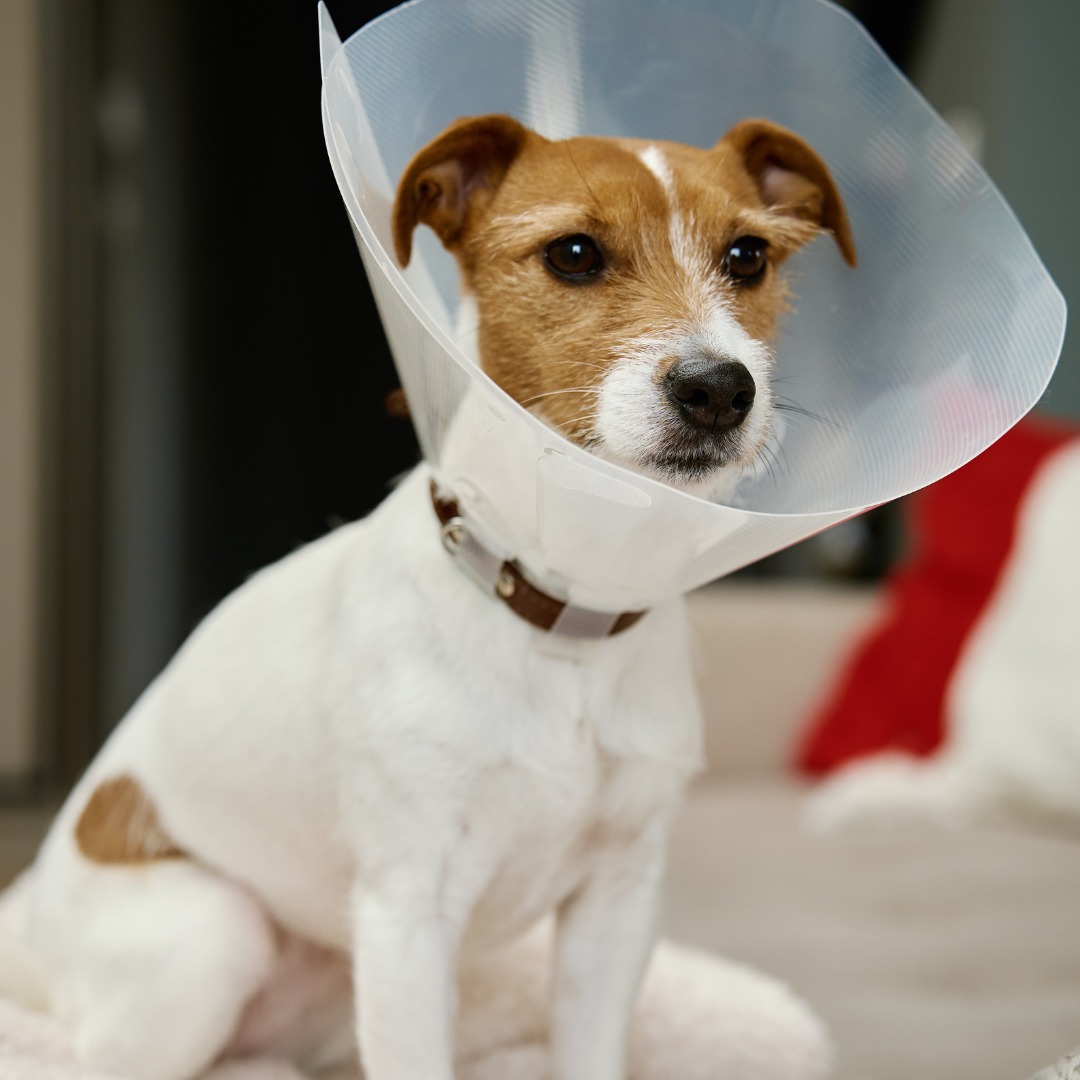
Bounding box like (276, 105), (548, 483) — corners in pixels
(551, 820), (668, 1080)
(351, 876), (466, 1080)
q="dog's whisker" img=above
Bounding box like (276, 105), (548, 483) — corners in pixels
(558, 358), (609, 374)
(564, 143), (604, 214)
(519, 386), (603, 407)
(759, 441), (783, 488)
(555, 408), (601, 432)
(561, 410), (600, 430)
(774, 398), (841, 429)
(766, 433), (795, 475)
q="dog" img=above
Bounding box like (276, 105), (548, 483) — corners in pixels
(0, 114), (853, 1080)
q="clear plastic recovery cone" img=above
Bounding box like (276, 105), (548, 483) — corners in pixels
(319, 0), (1064, 612)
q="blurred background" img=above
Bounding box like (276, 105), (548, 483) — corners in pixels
(1, 0), (1077, 795)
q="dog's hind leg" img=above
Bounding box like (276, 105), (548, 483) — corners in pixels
(0, 869), (51, 1010)
(200, 1061), (316, 1080)
(31, 847), (276, 1080)
(803, 752), (988, 833)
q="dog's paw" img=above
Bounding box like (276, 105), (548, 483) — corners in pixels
(1028, 1047), (1080, 1080)
(200, 1059), (314, 1080)
(803, 754), (969, 834)
(458, 1043), (550, 1080)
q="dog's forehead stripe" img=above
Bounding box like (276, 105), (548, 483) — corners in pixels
(637, 144), (676, 200)
(633, 145), (721, 319)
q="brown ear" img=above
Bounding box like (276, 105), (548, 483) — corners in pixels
(392, 114), (530, 267)
(722, 118), (857, 268)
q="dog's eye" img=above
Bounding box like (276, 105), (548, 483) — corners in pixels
(724, 236), (768, 283)
(543, 235), (604, 280)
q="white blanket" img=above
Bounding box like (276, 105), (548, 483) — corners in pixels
(0, 927), (832, 1080)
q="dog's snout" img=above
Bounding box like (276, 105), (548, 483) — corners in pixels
(666, 358), (756, 432)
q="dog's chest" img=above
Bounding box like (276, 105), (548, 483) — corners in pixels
(339, 525), (705, 948)
(458, 716), (682, 951)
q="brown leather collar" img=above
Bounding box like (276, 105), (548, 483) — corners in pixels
(430, 482), (647, 638)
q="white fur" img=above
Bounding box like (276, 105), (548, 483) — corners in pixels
(0, 874), (49, 1011)
(9, 463), (705, 1080)
(807, 439), (1080, 835)
(636, 145), (674, 197)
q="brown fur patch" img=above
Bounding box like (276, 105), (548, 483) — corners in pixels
(463, 134), (799, 439)
(75, 775), (185, 864)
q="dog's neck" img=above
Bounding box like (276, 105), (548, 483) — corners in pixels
(429, 480), (647, 638)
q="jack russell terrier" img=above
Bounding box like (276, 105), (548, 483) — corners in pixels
(1, 115), (854, 1080)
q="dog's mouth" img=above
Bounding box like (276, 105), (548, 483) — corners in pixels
(579, 419), (767, 492)
(641, 427), (758, 485)
(568, 340), (775, 492)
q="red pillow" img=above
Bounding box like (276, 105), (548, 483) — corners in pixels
(796, 415), (1080, 775)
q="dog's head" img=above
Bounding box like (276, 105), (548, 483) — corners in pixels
(393, 115), (855, 491)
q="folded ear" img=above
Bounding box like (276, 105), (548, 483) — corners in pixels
(722, 118), (857, 267)
(392, 114), (530, 267)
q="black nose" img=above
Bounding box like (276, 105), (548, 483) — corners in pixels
(666, 358), (756, 432)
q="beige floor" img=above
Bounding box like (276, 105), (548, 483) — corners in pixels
(665, 778), (1080, 1080)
